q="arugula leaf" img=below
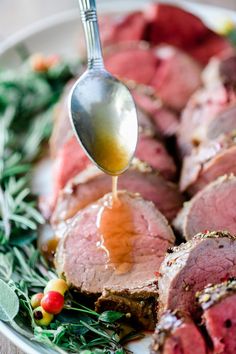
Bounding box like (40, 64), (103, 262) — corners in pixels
(0, 279), (19, 321)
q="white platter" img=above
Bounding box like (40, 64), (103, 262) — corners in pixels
(0, 1), (236, 353)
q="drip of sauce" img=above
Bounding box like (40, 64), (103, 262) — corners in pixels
(97, 191), (136, 275)
(112, 176), (118, 201)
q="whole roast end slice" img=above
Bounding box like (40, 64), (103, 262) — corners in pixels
(174, 175), (236, 240)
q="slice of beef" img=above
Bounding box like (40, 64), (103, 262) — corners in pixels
(150, 310), (207, 354)
(55, 192), (175, 329)
(150, 45), (202, 111)
(158, 231), (236, 318)
(180, 134), (236, 195)
(197, 279), (236, 354)
(144, 3), (232, 64)
(151, 107), (179, 138)
(105, 42), (201, 111)
(99, 12), (147, 47)
(137, 133), (176, 180)
(177, 84), (236, 156)
(188, 32), (233, 65)
(144, 3), (208, 49)
(131, 86), (179, 137)
(49, 80), (75, 158)
(174, 175), (236, 240)
(52, 161), (183, 225)
(136, 106), (156, 136)
(104, 41), (157, 85)
(52, 135), (91, 203)
(51, 127), (177, 207)
(206, 104), (236, 141)
(202, 53), (236, 88)
(178, 55), (236, 156)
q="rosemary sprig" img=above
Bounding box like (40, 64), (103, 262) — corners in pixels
(0, 56), (77, 245)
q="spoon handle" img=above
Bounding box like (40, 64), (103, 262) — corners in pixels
(78, 0), (104, 70)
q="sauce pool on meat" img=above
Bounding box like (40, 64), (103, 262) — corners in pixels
(94, 124), (137, 274)
(97, 175), (137, 274)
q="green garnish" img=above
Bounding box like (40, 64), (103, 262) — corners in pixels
(0, 55), (140, 353)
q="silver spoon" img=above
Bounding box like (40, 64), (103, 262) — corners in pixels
(69, 0), (138, 176)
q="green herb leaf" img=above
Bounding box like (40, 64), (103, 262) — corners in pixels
(0, 279), (19, 321)
(9, 230), (37, 246)
(99, 311), (124, 323)
(0, 253), (13, 281)
(0, 55), (136, 353)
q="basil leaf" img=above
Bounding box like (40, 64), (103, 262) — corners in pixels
(98, 311), (124, 323)
(0, 279), (19, 322)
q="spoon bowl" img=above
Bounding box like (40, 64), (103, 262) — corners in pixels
(70, 68), (138, 175)
(69, 0), (138, 175)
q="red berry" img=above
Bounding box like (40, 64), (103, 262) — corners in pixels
(41, 291), (64, 315)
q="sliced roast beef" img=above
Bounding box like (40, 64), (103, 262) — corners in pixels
(178, 55), (236, 156)
(207, 104), (236, 141)
(51, 161), (183, 225)
(174, 175), (236, 240)
(56, 192), (175, 329)
(100, 4), (232, 65)
(52, 135), (91, 203)
(135, 106), (156, 136)
(177, 84), (236, 156)
(137, 134), (176, 180)
(150, 310), (207, 354)
(144, 3), (207, 49)
(150, 45), (202, 111)
(188, 32), (233, 65)
(197, 279), (236, 354)
(158, 231), (236, 318)
(99, 12), (147, 47)
(105, 42), (201, 111)
(51, 128), (177, 206)
(180, 134), (236, 195)
(104, 41), (156, 85)
(131, 86), (179, 137)
(202, 53), (236, 88)
(144, 3), (232, 64)
(49, 80), (75, 158)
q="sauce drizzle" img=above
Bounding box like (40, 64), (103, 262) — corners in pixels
(112, 176), (118, 201)
(97, 192), (136, 274)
